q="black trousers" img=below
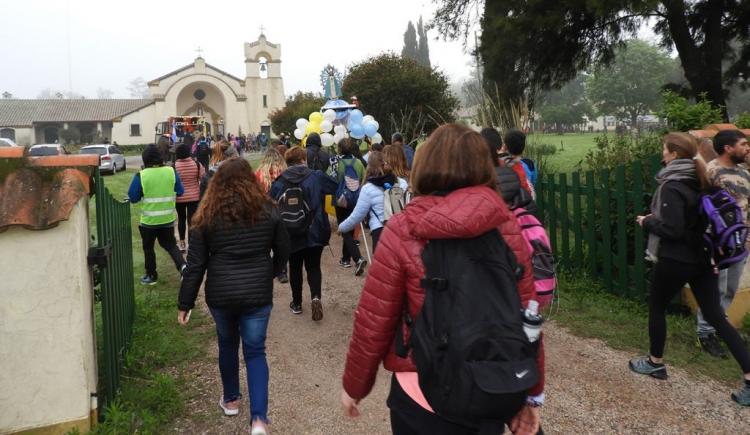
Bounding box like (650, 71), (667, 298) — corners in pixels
(288, 246), (324, 305)
(371, 227), (383, 253)
(387, 375), (543, 435)
(175, 201), (199, 241)
(649, 257), (750, 373)
(336, 207), (362, 263)
(138, 225), (185, 278)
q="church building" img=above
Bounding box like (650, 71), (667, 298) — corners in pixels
(0, 34), (285, 146)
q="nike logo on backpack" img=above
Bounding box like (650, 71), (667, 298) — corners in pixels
(515, 370), (529, 379)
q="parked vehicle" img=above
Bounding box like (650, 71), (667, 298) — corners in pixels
(0, 138), (18, 147)
(28, 144), (69, 156)
(79, 144), (126, 174)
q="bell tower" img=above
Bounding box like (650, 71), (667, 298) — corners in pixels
(244, 33), (285, 135)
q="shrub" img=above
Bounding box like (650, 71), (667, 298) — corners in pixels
(658, 90), (723, 132)
(734, 112), (750, 129)
(584, 132), (662, 170)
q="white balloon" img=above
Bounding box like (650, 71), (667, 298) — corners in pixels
(320, 120), (333, 133)
(371, 133), (383, 144)
(321, 132), (334, 147)
(362, 115), (374, 124)
(323, 109), (336, 122)
(296, 118), (309, 130)
(369, 120), (379, 131)
(333, 132), (346, 144)
(334, 125), (347, 135)
(294, 128), (304, 140)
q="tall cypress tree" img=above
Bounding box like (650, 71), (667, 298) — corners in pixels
(416, 16), (431, 68)
(401, 21), (418, 62)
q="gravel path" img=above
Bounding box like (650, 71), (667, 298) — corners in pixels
(170, 234), (749, 434)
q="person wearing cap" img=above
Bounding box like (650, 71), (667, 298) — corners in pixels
(128, 144), (187, 285)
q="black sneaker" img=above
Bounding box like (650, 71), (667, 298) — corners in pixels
(628, 356), (668, 380)
(140, 274), (157, 286)
(277, 272), (289, 284)
(311, 297), (323, 321)
(355, 258), (368, 276)
(698, 333), (728, 359)
(289, 301), (302, 315)
(338, 259), (352, 268)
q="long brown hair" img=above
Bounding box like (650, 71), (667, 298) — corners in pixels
(192, 157), (271, 229)
(255, 147), (287, 192)
(411, 124), (496, 196)
(210, 140), (230, 166)
(365, 151), (388, 179)
(382, 145), (409, 179)
(663, 132), (710, 191)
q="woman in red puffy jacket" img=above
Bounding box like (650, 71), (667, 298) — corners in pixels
(340, 124), (545, 434)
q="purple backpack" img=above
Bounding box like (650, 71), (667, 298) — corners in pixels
(700, 190), (749, 269)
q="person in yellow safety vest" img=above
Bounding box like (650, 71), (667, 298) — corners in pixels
(128, 144), (187, 285)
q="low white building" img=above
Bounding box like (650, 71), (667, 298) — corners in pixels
(0, 33), (285, 146)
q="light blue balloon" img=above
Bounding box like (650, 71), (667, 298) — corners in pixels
(350, 123), (365, 139)
(364, 122), (378, 138)
(349, 109), (364, 124)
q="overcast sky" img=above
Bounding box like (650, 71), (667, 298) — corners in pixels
(1, 0), (476, 99)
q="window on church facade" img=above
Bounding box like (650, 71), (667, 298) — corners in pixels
(130, 124), (141, 136)
(263, 95), (268, 108)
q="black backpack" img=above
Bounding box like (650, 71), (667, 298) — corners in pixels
(395, 230), (539, 424)
(199, 167), (215, 199)
(278, 179), (313, 236)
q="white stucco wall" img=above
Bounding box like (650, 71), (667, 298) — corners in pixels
(1, 127), (33, 146)
(112, 103), (156, 145)
(0, 198), (97, 433)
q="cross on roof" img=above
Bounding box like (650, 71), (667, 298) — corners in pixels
(195, 46), (203, 57)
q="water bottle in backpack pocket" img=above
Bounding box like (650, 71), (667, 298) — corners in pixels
(335, 158), (361, 209)
(394, 230), (539, 424)
(513, 208), (556, 307)
(700, 189), (749, 269)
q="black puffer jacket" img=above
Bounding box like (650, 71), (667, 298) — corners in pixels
(178, 204), (290, 311)
(495, 166), (536, 213)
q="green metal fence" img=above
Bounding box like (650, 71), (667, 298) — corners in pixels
(536, 155), (662, 300)
(92, 169), (135, 410)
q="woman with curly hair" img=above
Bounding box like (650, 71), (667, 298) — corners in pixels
(178, 157), (290, 435)
(254, 147), (287, 193)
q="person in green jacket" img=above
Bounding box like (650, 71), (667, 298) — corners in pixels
(128, 144), (186, 285)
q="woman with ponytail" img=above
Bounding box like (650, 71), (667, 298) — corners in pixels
(630, 133), (750, 406)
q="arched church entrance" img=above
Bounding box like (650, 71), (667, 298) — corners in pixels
(176, 82), (226, 138)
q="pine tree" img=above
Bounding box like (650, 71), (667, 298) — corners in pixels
(416, 16), (431, 68)
(401, 21), (418, 62)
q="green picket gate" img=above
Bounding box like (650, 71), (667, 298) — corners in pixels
(536, 155), (662, 300)
(91, 169), (135, 411)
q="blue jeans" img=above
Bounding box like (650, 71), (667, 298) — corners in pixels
(209, 304), (272, 422)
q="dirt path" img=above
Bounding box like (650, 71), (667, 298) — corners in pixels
(171, 234), (749, 434)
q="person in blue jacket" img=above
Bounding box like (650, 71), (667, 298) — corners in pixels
(337, 151), (408, 252)
(270, 146), (338, 321)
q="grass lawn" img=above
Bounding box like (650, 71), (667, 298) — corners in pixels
(528, 132), (601, 174)
(553, 273), (750, 385)
(85, 169), (214, 434)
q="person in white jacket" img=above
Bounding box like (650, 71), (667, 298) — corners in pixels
(337, 151), (408, 251)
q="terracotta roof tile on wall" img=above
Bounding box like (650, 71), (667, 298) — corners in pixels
(0, 148), (98, 232)
(0, 99), (153, 126)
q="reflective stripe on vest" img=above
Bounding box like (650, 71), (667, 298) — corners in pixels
(140, 167), (177, 225)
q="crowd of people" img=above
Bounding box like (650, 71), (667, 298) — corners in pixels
(124, 123), (750, 435)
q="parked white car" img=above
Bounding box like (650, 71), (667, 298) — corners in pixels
(79, 144), (126, 174)
(29, 144), (69, 156)
(0, 138), (18, 147)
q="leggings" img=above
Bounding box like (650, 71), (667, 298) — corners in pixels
(336, 207), (362, 263)
(649, 257), (750, 373)
(288, 246), (324, 306)
(175, 201), (199, 241)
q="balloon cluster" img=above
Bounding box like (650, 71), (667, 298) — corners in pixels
(294, 108), (382, 147)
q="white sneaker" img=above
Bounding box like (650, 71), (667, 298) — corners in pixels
(251, 418), (269, 435)
(218, 397), (239, 416)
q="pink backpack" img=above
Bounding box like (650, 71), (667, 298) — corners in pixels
(512, 208), (556, 307)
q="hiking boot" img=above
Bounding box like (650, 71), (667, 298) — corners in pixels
(140, 274), (157, 286)
(289, 301), (302, 315)
(628, 356), (668, 380)
(698, 333), (728, 358)
(311, 297), (323, 321)
(731, 382), (750, 406)
(277, 272), (289, 284)
(355, 258), (368, 276)
(339, 259), (352, 268)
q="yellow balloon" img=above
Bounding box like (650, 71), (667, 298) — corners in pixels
(305, 124), (316, 134)
(309, 112), (323, 124)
